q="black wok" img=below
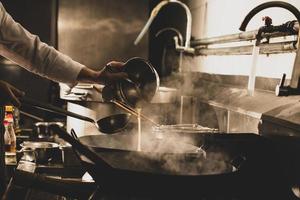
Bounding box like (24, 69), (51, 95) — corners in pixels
(52, 126), (244, 198)
(21, 97), (131, 134)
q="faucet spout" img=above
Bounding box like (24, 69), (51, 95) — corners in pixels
(134, 1), (169, 45)
(239, 1), (300, 31)
(134, 0), (192, 51)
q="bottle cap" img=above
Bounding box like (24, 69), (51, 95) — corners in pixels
(5, 106), (13, 112)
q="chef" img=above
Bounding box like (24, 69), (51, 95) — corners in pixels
(0, 2), (126, 195)
(0, 2), (127, 106)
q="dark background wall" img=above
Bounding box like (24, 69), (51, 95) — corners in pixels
(0, 0), (59, 122)
(0, 0), (58, 194)
(58, 0), (148, 70)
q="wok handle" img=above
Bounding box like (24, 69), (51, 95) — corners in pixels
(51, 125), (112, 170)
(3, 169), (97, 199)
(21, 97), (95, 123)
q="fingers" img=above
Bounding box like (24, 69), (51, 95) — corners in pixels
(107, 72), (128, 82)
(98, 61), (128, 84)
(78, 61), (127, 85)
(106, 61), (125, 68)
(105, 61), (125, 74)
(98, 71), (128, 85)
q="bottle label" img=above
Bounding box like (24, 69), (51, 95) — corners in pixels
(4, 123), (16, 153)
(5, 106), (13, 112)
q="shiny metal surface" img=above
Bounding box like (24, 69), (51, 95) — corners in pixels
(150, 86), (178, 103)
(60, 83), (105, 102)
(20, 141), (60, 164)
(34, 122), (64, 139)
(21, 141), (59, 149)
(134, 0), (193, 52)
(58, 0), (149, 69)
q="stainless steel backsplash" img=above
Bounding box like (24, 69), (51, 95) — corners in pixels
(58, 0), (149, 70)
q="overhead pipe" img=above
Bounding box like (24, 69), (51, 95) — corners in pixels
(191, 30), (296, 46)
(195, 41), (296, 56)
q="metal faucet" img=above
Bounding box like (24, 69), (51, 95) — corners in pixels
(239, 1), (300, 96)
(134, 0), (194, 53)
(239, 1), (300, 32)
(155, 27), (184, 72)
(255, 16), (298, 46)
(155, 27), (184, 47)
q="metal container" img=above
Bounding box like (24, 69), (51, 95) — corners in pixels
(118, 57), (159, 107)
(20, 141), (60, 164)
(102, 57), (160, 107)
(34, 122), (64, 139)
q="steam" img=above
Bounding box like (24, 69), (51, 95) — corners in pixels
(100, 144), (233, 175)
(96, 124), (232, 176)
(95, 51), (231, 176)
(159, 151), (232, 175)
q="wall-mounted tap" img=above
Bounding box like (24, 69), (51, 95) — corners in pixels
(155, 27), (184, 47)
(155, 27), (184, 73)
(239, 1), (300, 96)
(255, 16), (273, 45)
(252, 16), (298, 46)
(156, 27), (192, 54)
(240, 1), (300, 31)
(134, 0), (194, 53)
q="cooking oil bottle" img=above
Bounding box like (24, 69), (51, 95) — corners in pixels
(4, 106), (16, 154)
(4, 122), (16, 153)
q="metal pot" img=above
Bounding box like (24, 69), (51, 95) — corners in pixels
(103, 57), (160, 107)
(20, 141), (60, 164)
(34, 122), (64, 139)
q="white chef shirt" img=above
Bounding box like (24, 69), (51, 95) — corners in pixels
(0, 2), (85, 86)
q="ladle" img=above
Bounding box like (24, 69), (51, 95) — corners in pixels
(21, 97), (131, 134)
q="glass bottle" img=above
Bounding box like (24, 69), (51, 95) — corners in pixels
(4, 120), (16, 153)
(7, 122), (16, 153)
(4, 121), (11, 152)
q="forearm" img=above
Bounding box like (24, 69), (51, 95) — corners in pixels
(0, 3), (84, 85)
(77, 67), (101, 83)
(0, 3), (126, 86)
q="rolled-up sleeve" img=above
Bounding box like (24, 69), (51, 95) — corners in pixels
(0, 3), (84, 85)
